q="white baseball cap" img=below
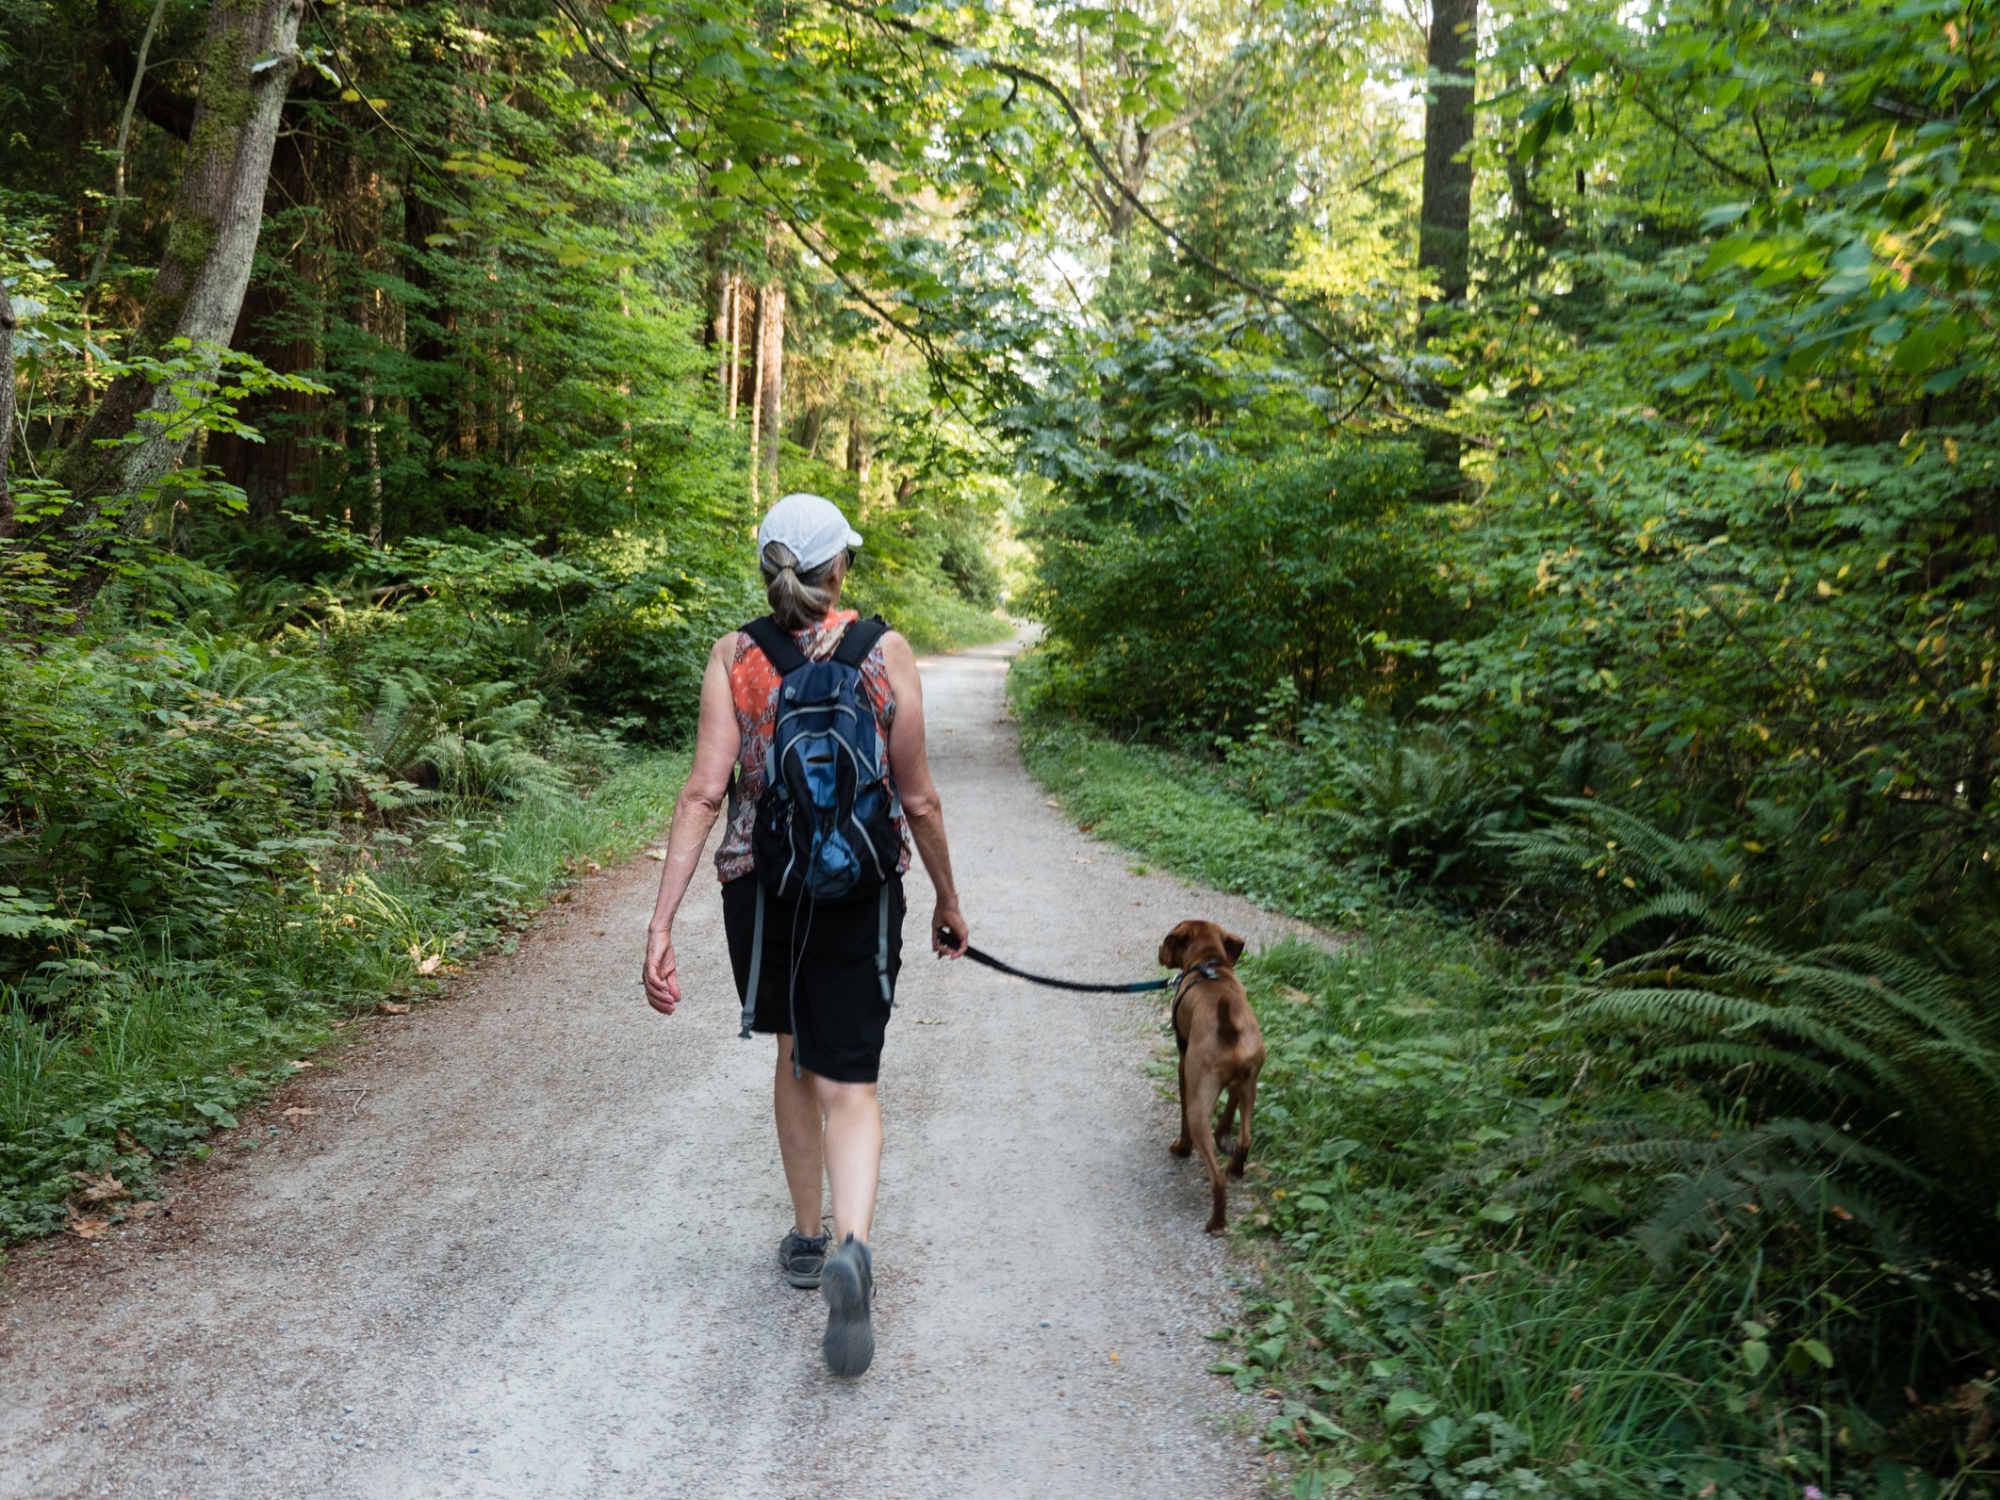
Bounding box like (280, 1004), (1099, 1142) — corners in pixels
(757, 492), (864, 573)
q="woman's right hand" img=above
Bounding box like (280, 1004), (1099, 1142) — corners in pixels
(644, 926), (681, 1015)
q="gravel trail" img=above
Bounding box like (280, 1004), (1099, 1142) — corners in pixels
(0, 634), (1314, 1499)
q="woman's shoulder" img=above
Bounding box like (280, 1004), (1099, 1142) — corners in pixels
(872, 626), (914, 667)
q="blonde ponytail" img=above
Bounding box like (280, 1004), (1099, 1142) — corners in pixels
(761, 541), (842, 631)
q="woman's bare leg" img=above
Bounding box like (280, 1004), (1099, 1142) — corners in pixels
(813, 1075), (881, 1245)
(773, 1036), (825, 1237)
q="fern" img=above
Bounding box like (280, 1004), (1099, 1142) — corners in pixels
(1501, 802), (2000, 1266)
(361, 672), (566, 804)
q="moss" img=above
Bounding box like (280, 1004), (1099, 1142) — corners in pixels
(128, 1), (265, 356)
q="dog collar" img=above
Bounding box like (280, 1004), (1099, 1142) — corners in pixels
(1169, 959), (1227, 1033)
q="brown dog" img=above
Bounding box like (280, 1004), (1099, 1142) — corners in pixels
(1159, 920), (1266, 1233)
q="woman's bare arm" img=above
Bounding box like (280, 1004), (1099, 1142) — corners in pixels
(642, 635), (741, 1014)
(881, 632), (969, 957)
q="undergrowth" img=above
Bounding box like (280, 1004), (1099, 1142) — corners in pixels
(1013, 670), (1999, 1500)
(0, 750), (686, 1245)
(1011, 653), (1371, 927)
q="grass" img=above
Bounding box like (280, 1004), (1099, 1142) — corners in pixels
(1007, 665), (1951, 1500)
(1012, 677), (1371, 929)
(0, 749), (687, 1246)
(845, 574), (1016, 656)
(1224, 935), (1799, 1500)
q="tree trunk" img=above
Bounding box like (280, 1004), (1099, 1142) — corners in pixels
(0, 279), (15, 540)
(1418, 0), (1477, 307)
(757, 278), (785, 499)
(208, 119), (320, 524)
(714, 273), (734, 413)
(748, 284), (767, 510)
(846, 405), (871, 488)
(728, 278), (744, 423)
(1417, 0), (1476, 498)
(47, 0), (306, 614)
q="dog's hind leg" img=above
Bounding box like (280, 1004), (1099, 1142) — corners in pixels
(1185, 1071), (1228, 1232)
(1227, 1077), (1256, 1179)
(1169, 1054), (1193, 1157)
(1214, 1089), (1240, 1159)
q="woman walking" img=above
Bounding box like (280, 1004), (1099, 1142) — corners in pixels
(641, 492), (970, 1377)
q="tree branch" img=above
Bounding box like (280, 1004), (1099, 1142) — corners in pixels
(814, 0), (1399, 389)
(82, 0), (169, 314)
(1628, 90), (1763, 190)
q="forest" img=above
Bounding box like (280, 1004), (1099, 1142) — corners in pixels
(3, 0), (1997, 1496)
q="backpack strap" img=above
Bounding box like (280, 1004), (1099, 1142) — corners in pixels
(831, 614), (890, 669)
(739, 616), (808, 676)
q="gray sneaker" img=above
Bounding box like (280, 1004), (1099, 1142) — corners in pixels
(778, 1229), (831, 1289)
(820, 1235), (874, 1377)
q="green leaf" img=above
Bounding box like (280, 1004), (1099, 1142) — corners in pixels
(1742, 1339), (1771, 1374)
(1383, 1389), (1439, 1427)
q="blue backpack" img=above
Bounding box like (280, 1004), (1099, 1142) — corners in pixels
(739, 613), (899, 904)
(734, 615), (900, 1045)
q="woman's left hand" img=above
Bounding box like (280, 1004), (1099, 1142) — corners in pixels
(932, 903), (969, 958)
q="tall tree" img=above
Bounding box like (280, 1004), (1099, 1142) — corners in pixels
(0, 279), (15, 540)
(1418, 0), (1476, 306)
(756, 278), (786, 497)
(45, 0), (306, 610)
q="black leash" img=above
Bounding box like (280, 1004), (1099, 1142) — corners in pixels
(935, 927), (1177, 994)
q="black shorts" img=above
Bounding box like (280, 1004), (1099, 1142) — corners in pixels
(721, 875), (905, 1084)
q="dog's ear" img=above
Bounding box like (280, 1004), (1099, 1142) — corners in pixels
(1222, 929), (1246, 965)
(1158, 924), (1188, 970)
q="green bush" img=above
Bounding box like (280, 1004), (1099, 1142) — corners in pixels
(1027, 446), (1454, 736)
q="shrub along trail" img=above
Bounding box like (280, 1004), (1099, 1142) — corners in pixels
(0, 634), (1318, 1500)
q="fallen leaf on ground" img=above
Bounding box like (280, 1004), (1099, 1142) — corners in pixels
(585, 861), (602, 873)
(283, 1107), (319, 1122)
(913, 1017), (947, 1026)
(69, 1171), (129, 1204)
(1043, 797), (1060, 808)
(376, 1001), (411, 1015)
(416, 954), (442, 975)
(68, 1217), (110, 1239)
(646, 849), (667, 861)
(115, 1127), (148, 1156)
(286, 1059), (313, 1069)
(1278, 985), (1314, 1005)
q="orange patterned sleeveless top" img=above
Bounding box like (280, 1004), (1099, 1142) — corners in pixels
(714, 608), (909, 882)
